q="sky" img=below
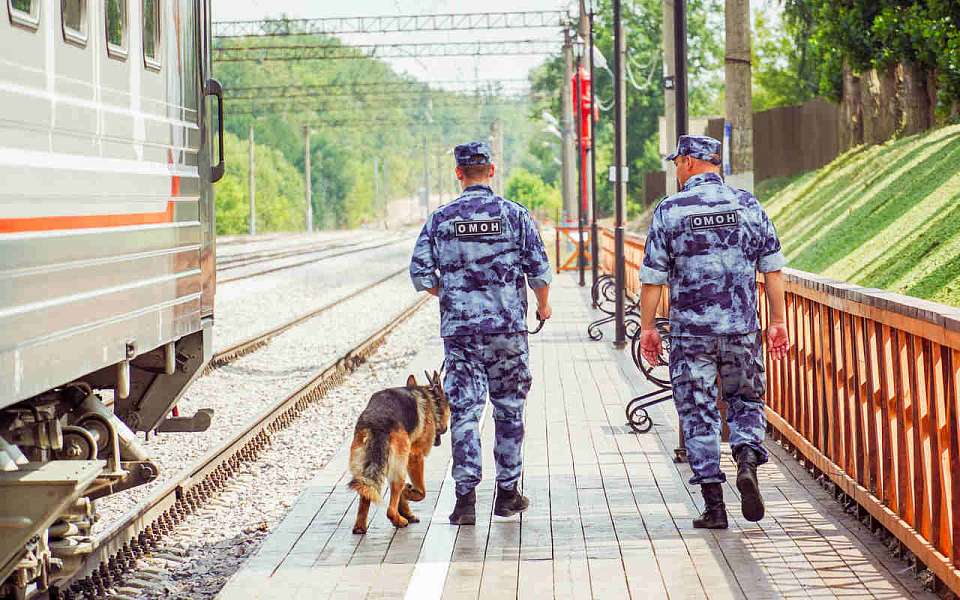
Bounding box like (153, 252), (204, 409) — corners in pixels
(212, 0), (578, 87)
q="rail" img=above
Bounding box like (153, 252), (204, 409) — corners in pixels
(594, 225), (960, 594)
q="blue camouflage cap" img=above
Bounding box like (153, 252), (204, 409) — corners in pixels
(666, 135), (722, 166)
(454, 141), (493, 166)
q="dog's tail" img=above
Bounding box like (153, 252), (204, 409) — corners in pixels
(348, 428), (390, 504)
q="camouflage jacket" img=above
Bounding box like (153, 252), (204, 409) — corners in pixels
(410, 184), (552, 338)
(640, 172), (786, 336)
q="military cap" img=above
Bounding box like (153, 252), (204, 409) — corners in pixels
(666, 135), (723, 166)
(454, 141), (493, 166)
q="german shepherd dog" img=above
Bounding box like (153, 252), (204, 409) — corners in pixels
(349, 371), (450, 533)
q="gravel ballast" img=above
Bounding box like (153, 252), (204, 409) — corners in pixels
(93, 272), (426, 529)
(100, 301), (440, 599)
(213, 238), (414, 352)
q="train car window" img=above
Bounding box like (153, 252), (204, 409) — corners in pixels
(104, 0), (127, 60)
(142, 0), (160, 70)
(62, 0), (87, 46)
(8, 0), (40, 30)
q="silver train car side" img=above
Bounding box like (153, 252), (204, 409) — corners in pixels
(0, 0), (223, 596)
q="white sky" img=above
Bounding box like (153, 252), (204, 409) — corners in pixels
(212, 0), (577, 86)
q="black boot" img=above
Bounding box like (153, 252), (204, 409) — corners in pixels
(449, 489), (476, 525)
(693, 483), (728, 529)
(736, 447), (765, 522)
(493, 483), (529, 517)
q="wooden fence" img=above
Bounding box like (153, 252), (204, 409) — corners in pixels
(596, 226), (960, 594)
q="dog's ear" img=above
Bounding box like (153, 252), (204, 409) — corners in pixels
(424, 370), (432, 386)
(406, 374), (417, 389)
(432, 370), (441, 384)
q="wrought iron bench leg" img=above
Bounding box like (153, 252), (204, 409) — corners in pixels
(624, 389), (673, 434)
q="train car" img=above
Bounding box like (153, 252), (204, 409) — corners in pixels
(0, 0), (223, 596)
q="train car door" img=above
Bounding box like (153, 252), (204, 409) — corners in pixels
(197, 0), (222, 322)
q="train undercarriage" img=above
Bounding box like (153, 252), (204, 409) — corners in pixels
(0, 328), (212, 600)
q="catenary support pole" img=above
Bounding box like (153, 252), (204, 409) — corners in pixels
(588, 6), (599, 298)
(675, 0), (689, 140)
(662, 0), (678, 195)
(304, 125), (313, 233)
(561, 28), (576, 223)
(248, 124), (256, 235)
(613, 0), (627, 349)
(724, 0), (754, 191)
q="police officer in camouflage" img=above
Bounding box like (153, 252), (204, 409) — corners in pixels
(409, 141), (553, 525)
(638, 135), (790, 529)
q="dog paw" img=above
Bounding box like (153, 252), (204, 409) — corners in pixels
(352, 525), (367, 535)
(403, 484), (426, 502)
(388, 514), (409, 528)
(404, 513), (420, 524)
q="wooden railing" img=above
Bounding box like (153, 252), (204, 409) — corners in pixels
(595, 225), (960, 594)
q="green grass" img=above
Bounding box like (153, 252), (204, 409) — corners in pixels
(765, 124), (960, 307)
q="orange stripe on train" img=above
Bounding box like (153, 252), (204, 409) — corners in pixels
(0, 201), (175, 233)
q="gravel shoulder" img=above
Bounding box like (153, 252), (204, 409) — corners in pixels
(103, 301), (440, 599)
(93, 261), (428, 531)
(212, 238), (415, 352)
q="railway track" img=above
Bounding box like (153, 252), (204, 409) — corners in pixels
(216, 237), (371, 270)
(208, 267), (408, 370)
(53, 295), (431, 600)
(218, 236), (408, 284)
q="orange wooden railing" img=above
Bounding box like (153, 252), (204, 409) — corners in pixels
(596, 225), (960, 593)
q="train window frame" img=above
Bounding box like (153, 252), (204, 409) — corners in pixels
(61, 0), (88, 47)
(104, 0), (128, 61)
(141, 0), (160, 71)
(7, 0), (41, 31)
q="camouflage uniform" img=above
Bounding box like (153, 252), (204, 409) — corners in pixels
(409, 141), (551, 496)
(642, 135), (786, 486)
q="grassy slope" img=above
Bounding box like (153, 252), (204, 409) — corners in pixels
(762, 124), (960, 308)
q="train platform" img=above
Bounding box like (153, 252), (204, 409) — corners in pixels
(217, 274), (933, 600)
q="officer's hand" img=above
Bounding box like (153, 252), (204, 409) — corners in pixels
(767, 322), (790, 360)
(426, 287), (440, 298)
(536, 303), (552, 321)
(639, 329), (663, 366)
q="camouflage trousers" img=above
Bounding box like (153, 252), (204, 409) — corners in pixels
(443, 332), (531, 496)
(668, 331), (769, 485)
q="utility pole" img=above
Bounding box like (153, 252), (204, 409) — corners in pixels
(662, 0), (678, 195)
(725, 0), (754, 191)
(304, 125), (313, 233)
(373, 156), (381, 218)
(588, 4), (599, 297)
(613, 0), (627, 349)
(490, 119), (504, 192)
(248, 124), (255, 236)
(422, 134), (430, 216)
(561, 29), (577, 223)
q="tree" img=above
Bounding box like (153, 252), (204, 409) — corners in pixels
(215, 132), (306, 235)
(214, 32), (536, 230)
(528, 0), (724, 218)
(505, 168), (562, 221)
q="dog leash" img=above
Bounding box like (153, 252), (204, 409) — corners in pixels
(528, 312), (546, 335)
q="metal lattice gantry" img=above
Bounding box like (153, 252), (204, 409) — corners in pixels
(212, 10), (569, 37)
(213, 39), (561, 62)
(229, 96), (533, 116)
(223, 78), (533, 100)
